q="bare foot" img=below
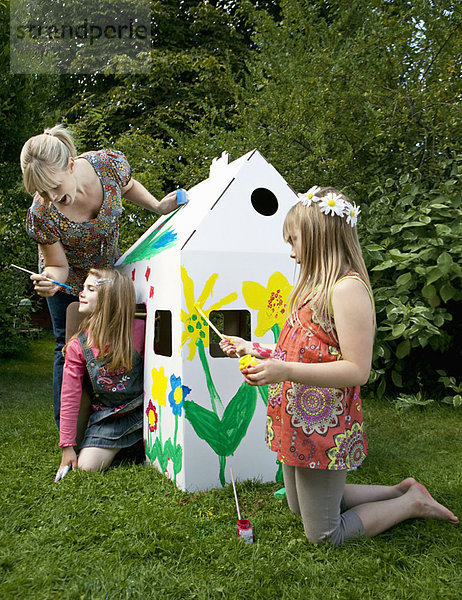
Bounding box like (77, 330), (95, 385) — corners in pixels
(408, 482), (459, 524)
(395, 477), (417, 495)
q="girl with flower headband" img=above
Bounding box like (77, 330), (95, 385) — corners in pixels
(55, 268), (145, 481)
(220, 187), (458, 544)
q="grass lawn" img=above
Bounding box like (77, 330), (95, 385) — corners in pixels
(1, 333), (461, 600)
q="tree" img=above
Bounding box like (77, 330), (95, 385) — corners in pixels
(231, 0), (461, 397)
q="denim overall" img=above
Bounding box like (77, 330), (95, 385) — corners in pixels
(78, 332), (144, 449)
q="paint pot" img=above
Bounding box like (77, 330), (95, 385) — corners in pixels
(176, 188), (188, 205)
(238, 354), (258, 371)
(237, 519), (254, 543)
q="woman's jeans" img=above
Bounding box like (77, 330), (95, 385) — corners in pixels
(46, 291), (79, 427)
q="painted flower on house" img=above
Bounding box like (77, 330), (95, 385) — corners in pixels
(146, 400), (158, 432)
(168, 374), (191, 416)
(242, 272), (292, 337)
(180, 266), (238, 361)
(151, 366), (168, 407)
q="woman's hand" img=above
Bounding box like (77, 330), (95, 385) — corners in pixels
(219, 336), (251, 358)
(31, 271), (60, 297)
(55, 446), (78, 482)
(242, 359), (288, 386)
(157, 190), (184, 215)
(34, 242), (70, 297)
(122, 180), (187, 216)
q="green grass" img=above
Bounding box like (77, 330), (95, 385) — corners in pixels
(1, 333), (461, 600)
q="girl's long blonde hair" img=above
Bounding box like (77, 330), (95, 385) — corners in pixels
(283, 187), (373, 329)
(20, 124), (77, 196)
(74, 268), (136, 372)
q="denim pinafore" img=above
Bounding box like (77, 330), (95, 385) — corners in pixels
(78, 332), (144, 449)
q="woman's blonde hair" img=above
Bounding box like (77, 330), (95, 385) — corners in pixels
(74, 268), (136, 372)
(20, 124), (77, 195)
(283, 187), (373, 330)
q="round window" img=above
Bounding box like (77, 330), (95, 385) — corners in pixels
(251, 188), (278, 216)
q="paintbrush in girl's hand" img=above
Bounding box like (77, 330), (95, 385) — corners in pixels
(10, 264), (73, 290)
(195, 305), (225, 340)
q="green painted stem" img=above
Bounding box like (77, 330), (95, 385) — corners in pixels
(271, 323), (281, 343)
(218, 455), (227, 487)
(196, 338), (223, 414)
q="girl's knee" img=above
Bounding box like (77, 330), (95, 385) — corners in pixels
(77, 455), (101, 472)
(77, 448), (118, 471)
(304, 528), (343, 546)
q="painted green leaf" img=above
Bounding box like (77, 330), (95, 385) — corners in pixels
(258, 385), (269, 407)
(184, 382), (257, 457)
(164, 438), (183, 479)
(152, 436), (169, 474)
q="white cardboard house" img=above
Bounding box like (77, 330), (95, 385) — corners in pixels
(116, 150), (298, 491)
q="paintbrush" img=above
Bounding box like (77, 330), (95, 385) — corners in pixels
(195, 305), (224, 340)
(10, 264), (73, 290)
(229, 468), (242, 521)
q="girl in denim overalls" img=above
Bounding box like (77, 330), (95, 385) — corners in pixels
(220, 187), (458, 544)
(55, 268), (144, 479)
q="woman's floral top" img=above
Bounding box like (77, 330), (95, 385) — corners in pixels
(266, 274), (371, 471)
(25, 149), (132, 296)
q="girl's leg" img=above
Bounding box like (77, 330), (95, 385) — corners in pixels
(78, 447), (120, 472)
(294, 468), (364, 545)
(343, 477), (417, 508)
(351, 481), (459, 537)
(282, 464), (300, 515)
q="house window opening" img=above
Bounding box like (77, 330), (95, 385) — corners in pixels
(135, 304), (147, 319)
(154, 310), (172, 357)
(251, 187), (278, 216)
(209, 310), (251, 358)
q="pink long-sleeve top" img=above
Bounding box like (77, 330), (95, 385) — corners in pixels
(59, 320), (145, 447)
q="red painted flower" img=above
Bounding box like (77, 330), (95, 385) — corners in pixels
(146, 399), (158, 432)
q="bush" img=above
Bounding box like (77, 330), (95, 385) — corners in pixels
(364, 154), (462, 401)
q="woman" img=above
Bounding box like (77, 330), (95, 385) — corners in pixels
(21, 124), (183, 426)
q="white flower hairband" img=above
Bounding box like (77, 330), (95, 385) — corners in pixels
(297, 185), (322, 207)
(298, 186), (361, 227)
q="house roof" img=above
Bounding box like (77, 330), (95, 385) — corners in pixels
(117, 149), (298, 265)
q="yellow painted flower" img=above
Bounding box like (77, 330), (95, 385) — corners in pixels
(242, 272), (292, 337)
(152, 366), (168, 407)
(180, 266), (238, 361)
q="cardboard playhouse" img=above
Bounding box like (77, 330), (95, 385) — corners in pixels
(116, 150), (298, 491)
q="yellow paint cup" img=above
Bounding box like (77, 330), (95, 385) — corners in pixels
(239, 354), (259, 371)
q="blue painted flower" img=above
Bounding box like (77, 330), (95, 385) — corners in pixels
(168, 374), (191, 416)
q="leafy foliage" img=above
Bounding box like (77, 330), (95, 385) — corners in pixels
(0, 0), (461, 399)
(365, 154), (462, 398)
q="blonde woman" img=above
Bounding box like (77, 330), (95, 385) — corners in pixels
(55, 269), (144, 480)
(20, 125), (182, 426)
(220, 187), (458, 545)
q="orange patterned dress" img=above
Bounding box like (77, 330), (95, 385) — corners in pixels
(266, 275), (370, 471)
